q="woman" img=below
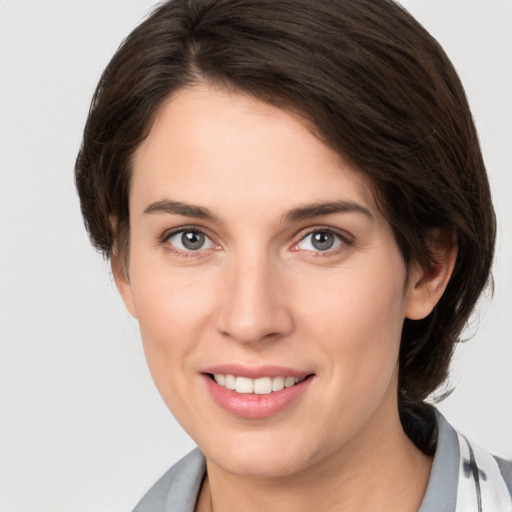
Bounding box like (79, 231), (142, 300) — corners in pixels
(75, 0), (511, 510)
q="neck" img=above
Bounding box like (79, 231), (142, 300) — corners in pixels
(198, 403), (433, 512)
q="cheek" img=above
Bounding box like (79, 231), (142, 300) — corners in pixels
(131, 252), (216, 328)
(296, 264), (407, 385)
(300, 262), (405, 336)
(128, 259), (218, 390)
(290, 268), (407, 442)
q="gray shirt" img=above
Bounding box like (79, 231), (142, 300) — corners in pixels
(132, 411), (512, 512)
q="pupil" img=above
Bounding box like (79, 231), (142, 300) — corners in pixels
(182, 231), (204, 250)
(312, 232), (334, 251)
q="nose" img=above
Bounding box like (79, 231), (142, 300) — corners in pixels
(216, 254), (294, 345)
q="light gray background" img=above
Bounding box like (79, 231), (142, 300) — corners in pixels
(0, 1), (510, 511)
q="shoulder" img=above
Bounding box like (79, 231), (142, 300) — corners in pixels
(416, 407), (512, 512)
(437, 410), (512, 511)
(458, 434), (512, 507)
(132, 448), (206, 512)
(494, 455), (512, 497)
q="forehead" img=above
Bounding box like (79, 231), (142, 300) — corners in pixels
(130, 85), (379, 220)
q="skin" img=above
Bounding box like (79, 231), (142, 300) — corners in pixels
(113, 85), (456, 512)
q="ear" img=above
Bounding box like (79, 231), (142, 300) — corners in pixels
(111, 245), (138, 320)
(405, 236), (457, 321)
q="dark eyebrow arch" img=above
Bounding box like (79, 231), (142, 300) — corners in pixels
(284, 201), (374, 222)
(144, 199), (217, 220)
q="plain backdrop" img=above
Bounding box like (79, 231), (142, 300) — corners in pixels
(0, 1), (511, 511)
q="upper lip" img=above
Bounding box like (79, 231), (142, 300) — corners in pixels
(200, 364), (313, 380)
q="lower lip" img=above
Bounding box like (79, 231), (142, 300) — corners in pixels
(202, 375), (313, 419)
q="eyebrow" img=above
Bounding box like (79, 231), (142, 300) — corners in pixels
(283, 201), (374, 222)
(143, 199), (373, 222)
(144, 199), (217, 219)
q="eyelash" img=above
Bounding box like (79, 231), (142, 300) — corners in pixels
(160, 226), (217, 258)
(292, 228), (353, 257)
(160, 226), (353, 258)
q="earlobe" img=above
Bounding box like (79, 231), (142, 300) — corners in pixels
(111, 251), (138, 319)
(405, 241), (457, 321)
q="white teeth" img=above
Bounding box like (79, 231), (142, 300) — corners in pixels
(214, 374), (225, 386)
(284, 376), (296, 388)
(254, 377), (272, 395)
(235, 377), (253, 394)
(271, 376), (285, 392)
(225, 374), (236, 390)
(212, 374), (304, 395)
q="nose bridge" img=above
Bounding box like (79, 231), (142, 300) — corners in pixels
(217, 247), (292, 344)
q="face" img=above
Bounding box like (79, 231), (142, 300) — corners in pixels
(117, 85), (431, 478)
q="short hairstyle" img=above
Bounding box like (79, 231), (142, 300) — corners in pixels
(75, 0), (496, 429)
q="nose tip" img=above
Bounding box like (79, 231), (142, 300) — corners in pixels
(216, 262), (294, 345)
(219, 309), (292, 345)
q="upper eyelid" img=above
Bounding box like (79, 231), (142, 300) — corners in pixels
(161, 225), (211, 242)
(295, 226), (354, 243)
(288, 227), (354, 257)
(161, 226), (219, 256)
(161, 226), (218, 252)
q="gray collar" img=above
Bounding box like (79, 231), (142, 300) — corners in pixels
(418, 410), (460, 512)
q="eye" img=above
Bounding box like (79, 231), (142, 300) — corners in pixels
(165, 229), (216, 252)
(295, 230), (345, 252)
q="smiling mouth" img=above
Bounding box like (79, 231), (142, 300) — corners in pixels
(208, 374), (310, 395)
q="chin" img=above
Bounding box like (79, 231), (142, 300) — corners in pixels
(202, 430), (320, 479)
(214, 452), (309, 479)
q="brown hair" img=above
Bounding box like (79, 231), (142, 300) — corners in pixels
(75, 0), (495, 436)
